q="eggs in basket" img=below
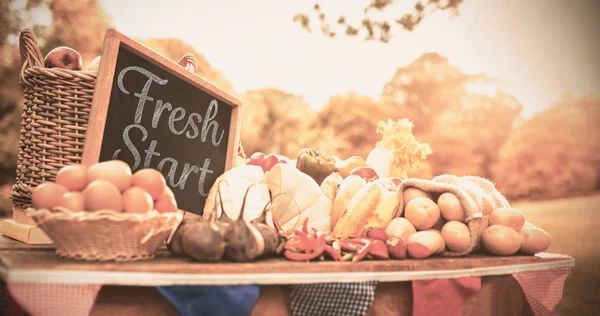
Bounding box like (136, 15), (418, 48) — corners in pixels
(32, 160), (179, 214)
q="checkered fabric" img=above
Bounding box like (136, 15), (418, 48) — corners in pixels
(513, 267), (571, 316)
(290, 281), (378, 316)
(5, 283), (101, 316)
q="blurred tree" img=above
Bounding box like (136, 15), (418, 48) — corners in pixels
(41, 0), (111, 63)
(381, 52), (471, 135)
(315, 93), (386, 159)
(0, 0), (112, 216)
(0, 0), (49, 216)
(493, 96), (600, 200)
(426, 90), (522, 178)
(239, 89), (315, 158)
(381, 52), (522, 178)
(142, 38), (234, 94)
(293, 0), (465, 43)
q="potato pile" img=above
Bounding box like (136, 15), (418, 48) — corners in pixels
(32, 160), (178, 214)
(483, 208), (552, 255)
(384, 188), (552, 258)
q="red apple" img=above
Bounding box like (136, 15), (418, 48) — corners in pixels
(247, 152), (280, 172)
(44, 46), (83, 71)
(275, 155), (290, 164)
(349, 166), (379, 180)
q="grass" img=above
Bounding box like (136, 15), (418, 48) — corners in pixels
(513, 194), (600, 316)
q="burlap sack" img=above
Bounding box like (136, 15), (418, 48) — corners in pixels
(395, 174), (510, 257)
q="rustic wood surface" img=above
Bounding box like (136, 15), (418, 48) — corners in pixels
(0, 235), (574, 286)
(0, 248), (572, 274)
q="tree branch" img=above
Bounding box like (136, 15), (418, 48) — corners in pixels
(292, 0), (465, 43)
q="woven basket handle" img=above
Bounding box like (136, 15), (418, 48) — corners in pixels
(178, 53), (197, 73)
(19, 29), (44, 84)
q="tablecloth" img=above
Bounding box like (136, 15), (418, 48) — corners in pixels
(3, 267), (571, 316)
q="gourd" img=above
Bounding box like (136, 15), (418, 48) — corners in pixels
(203, 165), (271, 222)
(333, 180), (399, 238)
(265, 163), (332, 232)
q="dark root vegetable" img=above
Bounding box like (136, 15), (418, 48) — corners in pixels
(167, 219), (200, 256)
(224, 184), (265, 262)
(215, 181), (234, 236)
(181, 220), (226, 262)
(254, 223), (280, 257)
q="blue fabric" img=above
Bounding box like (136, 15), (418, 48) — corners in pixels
(156, 285), (261, 316)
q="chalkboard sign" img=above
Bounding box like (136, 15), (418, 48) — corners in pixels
(82, 29), (242, 216)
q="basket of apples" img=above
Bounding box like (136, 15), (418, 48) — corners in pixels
(26, 160), (183, 262)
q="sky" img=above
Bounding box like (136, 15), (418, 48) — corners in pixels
(95, 0), (600, 119)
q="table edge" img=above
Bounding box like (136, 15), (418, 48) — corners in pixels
(0, 257), (575, 286)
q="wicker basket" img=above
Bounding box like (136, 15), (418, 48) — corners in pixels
(28, 207), (183, 261)
(11, 29), (97, 209)
(10, 29), (205, 210)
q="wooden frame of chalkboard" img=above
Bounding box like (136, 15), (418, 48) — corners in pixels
(82, 28), (242, 216)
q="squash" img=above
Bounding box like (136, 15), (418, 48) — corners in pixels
(331, 175), (366, 227)
(266, 163), (332, 232)
(333, 178), (401, 237)
(320, 172), (342, 208)
(203, 165), (270, 222)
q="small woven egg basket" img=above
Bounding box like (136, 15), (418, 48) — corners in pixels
(28, 207), (183, 262)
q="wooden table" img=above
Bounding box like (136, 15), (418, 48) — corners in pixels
(0, 235), (575, 315)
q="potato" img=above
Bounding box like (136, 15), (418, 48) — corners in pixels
(404, 197), (441, 230)
(481, 225), (522, 256)
(521, 221), (537, 231)
(489, 207), (526, 231)
(437, 192), (465, 222)
(402, 187), (434, 205)
(441, 221), (470, 253)
(520, 228), (552, 255)
(385, 217), (417, 243)
(407, 230), (445, 259)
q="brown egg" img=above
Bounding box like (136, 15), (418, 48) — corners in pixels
(87, 160), (132, 192)
(83, 180), (123, 212)
(57, 192), (85, 212)
(55, 164), (88, 191)
(155, 188), (178, 213)
(32, 182), (69, 210)
(123, 187), (154, 214)
(132, 168), (167, 200)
